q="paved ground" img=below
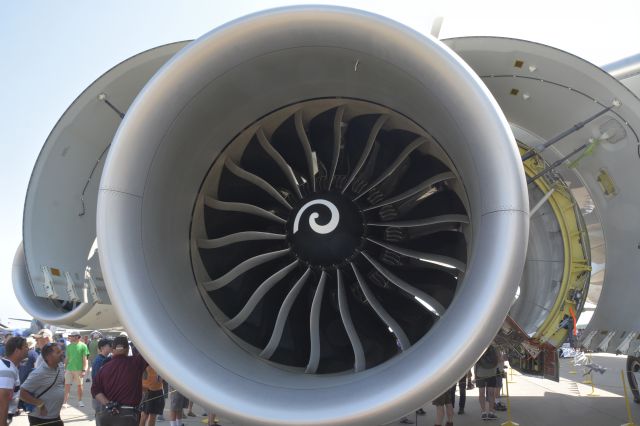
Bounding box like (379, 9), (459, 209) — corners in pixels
(385, 354), (640, 426)
(10, 354), (640, 426)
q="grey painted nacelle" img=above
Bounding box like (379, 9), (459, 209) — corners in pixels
(16, 7), (529, 425)
(16, 42), (189, 330)
(20, 5), (640, 425)
(603, 53), (640, 98)
(445, 38), (640, 358)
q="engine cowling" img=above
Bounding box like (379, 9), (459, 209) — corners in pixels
(16, 42), (189, 329)
(445, 36), (640, 359)
(95, 6), (528, 426)
(15, 7), (530, 425)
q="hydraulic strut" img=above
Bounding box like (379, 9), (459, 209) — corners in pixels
(527, 139), (596, 185)
(521, 103), (617, 162)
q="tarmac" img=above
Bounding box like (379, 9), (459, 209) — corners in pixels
(10, 353), (640, 426)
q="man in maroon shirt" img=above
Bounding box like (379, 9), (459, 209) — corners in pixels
(91, 337), (147, 426)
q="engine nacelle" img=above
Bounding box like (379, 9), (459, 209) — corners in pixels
(16, 42), (188, 329)
(97, 7), (527, 425)
(446, 37), (640, 359)
(12, 242), (118, 329)
(17, 7), (532, 426)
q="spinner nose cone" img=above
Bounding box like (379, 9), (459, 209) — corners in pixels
(287, 193), (364, 268)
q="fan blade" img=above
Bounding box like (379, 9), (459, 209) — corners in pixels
(362, 172), (455, 211)
(225, 157), (292, 210)
(305, 271), (327, 374)
(205, 196), (286, 224)
(295, 110), (317, 191)
(328, 106), (346, 189)
(260, 268), (312, 359)
(203, 248), (290, 291)
(255, 128), (303, 199)
(198, 231), (285, 249)
(354, 137), (426, 200)
(224, 260), (299, 330)
(361, 252), (445, 316)
(367, 214), (469, 228)
(337, 269), (366, 373)
(342, 115), (388, 193)
(350, 263), (410, 351)
(367, 238), (466, 273)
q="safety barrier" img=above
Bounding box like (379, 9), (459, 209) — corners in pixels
(621, 369), (637, 426)
(501, 367), (520, 426)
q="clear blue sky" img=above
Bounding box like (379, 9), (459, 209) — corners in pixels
(2, 0), (639, 328)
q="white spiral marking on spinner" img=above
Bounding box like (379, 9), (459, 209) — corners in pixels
(293, 199), (340, 235)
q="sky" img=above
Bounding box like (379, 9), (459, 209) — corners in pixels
(2, 0), (640, 329)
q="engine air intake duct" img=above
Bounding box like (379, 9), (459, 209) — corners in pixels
(96, 6), (529, 426)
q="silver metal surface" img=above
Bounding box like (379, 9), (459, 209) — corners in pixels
(224, 158), (293, 210)
(336, 270), (366, 374)
(22, 42), (187, 305)
(204, 196), (287, 223)
(361, 252), (445, 316)
(366, 238), (466, 272)
(96, 7), (527, 425)
(305, 271), (327, 374)
(14, 42), (188, 329)
(224, 261), (300, 331)
(510, 184), (564, 335)
(194, 97), (471, 377)
(12, 243), (118, 329)
(197, 232), (286, 249)
(18, 6), (640, 423)
(341, 115), (388, 193)
(202, 249), (291, 291)
(367, 214), (469, 228)
(350, 262), (410, 351)
(362, 172), (455, 211)
(603, 53), (640, 80)
(446, 36), (640, 354)
(259, 268), (312, 359)
(603, 54), (640, 99)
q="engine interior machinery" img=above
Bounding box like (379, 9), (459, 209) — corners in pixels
(12, 6), (640, 425)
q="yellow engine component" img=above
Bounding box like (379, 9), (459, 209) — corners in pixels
(521, 145), (591, 347)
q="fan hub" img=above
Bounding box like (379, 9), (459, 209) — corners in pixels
(287, 191), (364, 268)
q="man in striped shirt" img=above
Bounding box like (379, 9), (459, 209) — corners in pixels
(1, 337), (29, 426)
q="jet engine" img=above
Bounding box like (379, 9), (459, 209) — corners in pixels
(16, 7), (533, 425)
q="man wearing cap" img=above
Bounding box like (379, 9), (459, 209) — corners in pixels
(33, 330), (53, 370)
(92, 336), (147, 426)
(91, 339), (112, 416)
(17, 337), (38, 414)
(62, 331), (89, 408)
(87, 332), (102, 381)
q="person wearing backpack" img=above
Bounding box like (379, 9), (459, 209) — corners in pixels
(475, 344), (499, 421)
(19, 343), (65, 426)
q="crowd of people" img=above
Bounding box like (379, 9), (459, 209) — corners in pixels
(399, 342), (508, 426)
(2, 329), (514, 426)
(1, 331), (218, 426)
